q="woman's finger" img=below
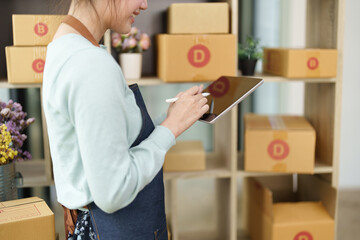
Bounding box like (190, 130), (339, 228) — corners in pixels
(184, 85), (200, 96)
(198, 84), (204, 94)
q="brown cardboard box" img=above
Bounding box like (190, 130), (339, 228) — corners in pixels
(164, 141), (206, 172)
(263, 48), (337, 78)
(247, 175), (336, 240)
(157, 34), (237, 82)
(0, 197), (55, 240)
(244, 114), (316, 173)
(12, 14), (64, 46)
(168, 3), (229, 34)
(5, 46), (47, 84)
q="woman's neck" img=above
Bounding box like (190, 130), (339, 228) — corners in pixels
(64, 1), (108, 42)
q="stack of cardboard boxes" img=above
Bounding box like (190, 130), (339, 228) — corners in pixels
(5, 15), (64, 84)
(244, 46), (337, 238)
(160, 3), (237, 172)
(157, 3), (237, 82)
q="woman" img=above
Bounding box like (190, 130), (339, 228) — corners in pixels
(42, 0), (209, 239)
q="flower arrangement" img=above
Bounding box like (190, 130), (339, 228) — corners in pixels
(111, 27), (151, 53)
(0, 100), (35, 166)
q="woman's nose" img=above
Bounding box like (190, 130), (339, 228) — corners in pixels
(140, 0), (148, 10)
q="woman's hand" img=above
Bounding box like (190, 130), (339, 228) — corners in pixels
(161, 85), (209, 138)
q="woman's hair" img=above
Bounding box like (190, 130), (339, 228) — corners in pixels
(56, 0), (115, 20)
(56, 0), (96, 14)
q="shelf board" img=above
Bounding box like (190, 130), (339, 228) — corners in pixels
(15, 159), (53, 188)
(0, 79), (42, 88)
(124, 74), (337, 85)
(0, 74), (336, 88)
(164, 153), (231, 180)
(175, 230), (250, 240)
(255, 73), (337, 83)
(237, 152), (333, 177)
(126, 77), (213, 86)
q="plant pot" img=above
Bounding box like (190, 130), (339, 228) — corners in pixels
(119, 53), (142, 79)
(0, 162), (18, 201)
(239, 59), (258, 76)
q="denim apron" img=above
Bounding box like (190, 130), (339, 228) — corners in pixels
(62, 15), (168, 240)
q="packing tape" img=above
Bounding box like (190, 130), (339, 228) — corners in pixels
(272, 163), (287, 172)
(268, 116), (288, 140)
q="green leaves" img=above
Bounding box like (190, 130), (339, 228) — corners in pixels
(238, 36), (263, 60)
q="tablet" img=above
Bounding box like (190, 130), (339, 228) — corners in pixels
(199, 76), (263, 124)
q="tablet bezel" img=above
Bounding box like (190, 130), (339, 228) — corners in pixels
(199, 76), (264, 124)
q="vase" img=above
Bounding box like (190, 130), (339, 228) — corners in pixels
(119, 53), (142, 79)
(0, 162), (18, 201)
(239, 59), (258, 76)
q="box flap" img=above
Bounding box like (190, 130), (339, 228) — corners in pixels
(0, 197), (43, 208)
(245, 114), (314, 131)
(298, 175), (337, 218)
(0, 197), (53, 225)
(255, 176), (296, 203)
(273, 202), (333, 224)
(249, 178), (274, 218)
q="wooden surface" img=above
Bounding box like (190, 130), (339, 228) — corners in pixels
(15, 159), (52, 187)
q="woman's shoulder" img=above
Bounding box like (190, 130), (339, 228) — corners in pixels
(48, 34), (117, 69)
(45, 34), (123, 87)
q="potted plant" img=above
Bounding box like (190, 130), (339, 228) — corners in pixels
(0, 100), (35, 201)
(111, 27), (151, 79)
(238, 36), (263, 76)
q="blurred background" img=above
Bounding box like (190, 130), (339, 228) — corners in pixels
(0, 0), (359, 239)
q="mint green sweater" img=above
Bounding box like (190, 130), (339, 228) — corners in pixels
(42, 34), (175, 213)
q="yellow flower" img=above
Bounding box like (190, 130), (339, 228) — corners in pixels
(0, 124), (18, 165)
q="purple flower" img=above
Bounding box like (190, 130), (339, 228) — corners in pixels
(1, 99), (35, 163)
(1, 108), (10, 117)
(23, 151), (32, 160)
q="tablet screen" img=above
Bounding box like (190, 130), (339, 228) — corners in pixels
(200, 76), (263, 124)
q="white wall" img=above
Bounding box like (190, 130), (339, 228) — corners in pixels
(339, 0), (360, 188)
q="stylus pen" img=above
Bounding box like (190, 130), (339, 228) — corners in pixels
(165, 93), (210, 103)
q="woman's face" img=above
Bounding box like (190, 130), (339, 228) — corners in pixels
(108, 0), (148, 34)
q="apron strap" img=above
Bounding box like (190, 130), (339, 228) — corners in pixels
(62, 15), (100, 47)
(62, 205), (78, 238)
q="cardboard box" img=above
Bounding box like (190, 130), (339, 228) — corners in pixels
(12, 14), (64, 46)
(0, 197), (55, 240)
(244, 114), (316, 173)
(157, 34), (236, 82)
(263, 48), (337, 78)
(5, 46), (47, 84)
(164, 141), (206, 172)
(247, 175), (336, 240)
(168, 3), (229, 34)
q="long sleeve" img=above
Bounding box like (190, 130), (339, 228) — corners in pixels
(44, 39), (175, 214)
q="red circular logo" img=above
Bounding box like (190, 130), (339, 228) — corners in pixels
(187, 44), (211, 68)
(32, 59), (45, 73)
(294, 231), (313, 240)
(267, 139), (289, 160)
(307, 57), (319, 70)
(208, 76), (230, 98)
(34, 23), (48, 36)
